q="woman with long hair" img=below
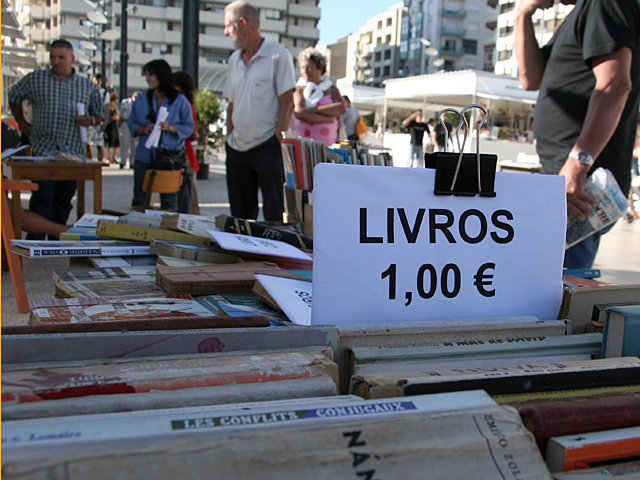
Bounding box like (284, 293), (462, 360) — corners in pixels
(128, 59), (194, 210)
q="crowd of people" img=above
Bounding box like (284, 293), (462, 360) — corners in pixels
(5, 0), (640, 269)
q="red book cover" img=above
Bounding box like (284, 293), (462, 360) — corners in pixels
(283, 138), (304, 189)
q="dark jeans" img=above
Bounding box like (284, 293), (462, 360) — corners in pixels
(225, 135), (285, 221)
(132, 159), (178, 210)
(26, 180), (76, 240)
(563, 223), (615, 269)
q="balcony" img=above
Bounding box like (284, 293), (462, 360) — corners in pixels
(288, 3), (321, 20)
(440, 27), (466, 37)
(30, 5), (46, 21)
(441, 8), (467, 18)
(287, 24), (319, 41)
(439, 47), (465, 56)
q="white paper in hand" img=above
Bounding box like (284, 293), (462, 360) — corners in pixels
(255, 274), (312, 325)
(144, 106), (169, 149)
(76, 103), (88, 143)
(206, 231), (312, 262)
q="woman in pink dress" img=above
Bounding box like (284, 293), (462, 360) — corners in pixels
(292, 48), (346, 145)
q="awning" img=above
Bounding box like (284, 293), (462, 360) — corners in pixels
(198, 64), (229, 95)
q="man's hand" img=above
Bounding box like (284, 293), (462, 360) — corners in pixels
(143, 123), (154, 135)
(517, 0), (553, 17)
(76, 115), (94, 127)
(559, 158), (597, 221)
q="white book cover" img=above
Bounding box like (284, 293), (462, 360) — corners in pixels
(254, 274), (313, 325)
(207, 230), (312, 262)
(74, 214), (119, 228)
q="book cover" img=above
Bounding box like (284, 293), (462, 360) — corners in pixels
(253, 274), (312, 326)
(282, 137), (304, 189)
(602, 305), (640, 358)
(29, 297), (215, 325)
(157, 256), (215, 267)
(196, 293), (289, 326)
(281, 142), (297, 188)
(29, 294), (194, 309)
(73, 213), (119, 228)
(52, 266), (156, 283)
(55, 279), (167, 299)
(96, 220), (210, 245)
(149, 238), (238, 264)
(216, 214), (313, 250)
(10, 240), (150, 258)
(160, 213), (220, 237)
(207, 231), (312, 263)
(116, 212), (163, 229)
(546, 426), (640, 472)
(89, 256), (157, 268)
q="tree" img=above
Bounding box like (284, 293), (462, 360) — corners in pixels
(194, 89), (223, 162)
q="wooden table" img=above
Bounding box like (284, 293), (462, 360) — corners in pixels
(6, 159), (107, 235)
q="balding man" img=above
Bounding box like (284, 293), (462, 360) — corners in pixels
(223, 0), (296, 221)
(9, 39), (103, 239)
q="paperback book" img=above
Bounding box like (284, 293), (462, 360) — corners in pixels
(10, 240), (151, 258)
(149, 238), (238, 264)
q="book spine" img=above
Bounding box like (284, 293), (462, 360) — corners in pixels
(100, 246), (152, 256)
(97, 221), (209, 245)
(220, 216), (312, 250)
(32, 247), (102, 257)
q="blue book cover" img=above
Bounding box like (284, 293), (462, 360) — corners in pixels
(602, 305), (640, 358)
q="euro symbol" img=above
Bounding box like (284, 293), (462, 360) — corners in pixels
(474, 263), (496, 297)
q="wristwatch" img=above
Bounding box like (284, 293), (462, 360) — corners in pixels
(569, 150), (594, 167)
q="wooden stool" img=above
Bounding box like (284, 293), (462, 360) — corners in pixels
(142, 169), (183, 211)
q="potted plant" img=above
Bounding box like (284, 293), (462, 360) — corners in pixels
(194, 89), (224, 179)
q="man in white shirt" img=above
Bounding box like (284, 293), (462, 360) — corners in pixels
(222, 0), (296, 221)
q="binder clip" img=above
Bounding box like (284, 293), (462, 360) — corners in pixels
(424, 104), (497, 197)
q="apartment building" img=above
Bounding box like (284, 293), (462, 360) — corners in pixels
(22, 0), (321, 94)
(494, 0), (573, 77)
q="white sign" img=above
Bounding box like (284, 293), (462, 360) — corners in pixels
(254, 275), (312, 326)
(312, 164), (566, 325)
(207, 231), (313, 262)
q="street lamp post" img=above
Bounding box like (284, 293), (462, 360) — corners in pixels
(119, 0), (128, 100)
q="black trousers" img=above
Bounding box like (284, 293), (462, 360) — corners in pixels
(225, 135), (285, 221)
(26, 180), (76, 240)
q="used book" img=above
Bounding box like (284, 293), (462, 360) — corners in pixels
(10, 240), (150, 258)
(155, 262), (297, 295)
(73, 213), (119, 228)
(89, 255), (157, 268)
(52, 265), (156, 283)
(602, 305), (640, 358)
(96, 220), (210, 245)
(216, 214), (313, 250)
(160, 213), (219, 237)
(252, 274), (312, 325)
(551, 460), (640, 479)
(207, 230), (313, 263)
(149, 238), (238, 264)
(55, 279), (167, 299)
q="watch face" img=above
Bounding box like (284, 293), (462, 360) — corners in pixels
(571, 150), (593, 165)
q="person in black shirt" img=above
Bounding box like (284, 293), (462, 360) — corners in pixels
(516, 0), (640, 269)
(402, 110), (429, 167)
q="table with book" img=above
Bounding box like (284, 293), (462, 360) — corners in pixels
(3, 142), (640, 479)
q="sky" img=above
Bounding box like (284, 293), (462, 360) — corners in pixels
(317, 0), (397, 46)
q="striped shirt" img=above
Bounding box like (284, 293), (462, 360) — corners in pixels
(9, 69), (104, 158)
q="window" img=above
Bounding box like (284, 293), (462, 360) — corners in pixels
(142, 19), (147, 29)
(160, 44), (173, 54)
(376, 37), (382, 46)
(383, 65), (390, 76)
(375, 51), (381, 61)
(377, 20), (382, 29)
(463, 39), (477, 55)
(264, 9), (280, 20)
(199, 25), (206, 34)
(385, 34), (391, 44)
(498, 49), (512, 61)
(384, 49), (391, 60)
(113, 63), (120, 74)
(115, 16), (121, 27)
(167, 22), (174, 31)
(374, 67), (381, 77)
(142, 43), (152, 53)
(386, 18), (392, 27)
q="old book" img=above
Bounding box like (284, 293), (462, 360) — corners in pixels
(546, 426), (640, 472)
(551, 460), (640, 479)
(156, 262), (297, 295)
(207, 230), (312, 263)
(337, 317), (567, 394)
(29, 297), (217, 325)
(1, 324), (339, 364)
(350, 357), (640, 400)
(73, 213), (119, 228)
(149, 238), (238, 264)
(602, 305), (640, 358)
(116, 212), (163, 228)
(52, 266), (156, 283)
(54, 279), (167, 299)
(96, 220), (210, 245)
(252, 274), (312, 325)
(160, 213), (219, 237)
(59, 226), (97, 241)
(1, 347), (337, 404)
(519, 395), (640, 454)
(216, 214), (313, 250)
(2, 315), (270, 336)
(559, 284), (640, 334)
(0, 402), (552, 480)
(10, 240), (150, 258)
(156, 256), (214, 267)
(88, 255), (157, 268)
(203, 293), (290, 326)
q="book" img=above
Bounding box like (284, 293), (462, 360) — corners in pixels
(149, 238), (238, 264)
(216, 214), (313, 250)
(602, 305), (640, 358)
(1, 324), (339, 364)
(96, 220), (210, 245)
(155, 262), (298, 295)
(559, 284), (640, 334)
(1, 347), (338, 404)
(10, 240), (151, 258)
(282, 137), (304, 189)
(116, 212), (164, 228)
(54, 279), (168, 299)
(52, 266), (156, 283)
(252, 274), (312, 326)
(207, 230), (312, 263)
(562, 269), (601, 279)
(518, 394), (640, 454)
(157, 256), (215, 267)
(59, 226), (97, 241)
(551, 460), (640, 479)
(73, 213), (119, 228)
(281, 142), (297, 188)
(546, 426), (640, 472)
(0, 402), (551, 480)
(89, 255), (157, 268)
(195, 293), (290, 326)
(160, 213), (220, 237)
(29, 297), (217, 325)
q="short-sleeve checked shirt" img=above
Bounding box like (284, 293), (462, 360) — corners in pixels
(9, 68), (104, 158)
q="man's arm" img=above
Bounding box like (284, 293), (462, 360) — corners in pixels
(559, 47), (633, 220)
(9, 102), (30, 137)
(226, 102), (234, 137)
(275, 90), (294, 143)
(515, 0), (552, 90)
(402, 111), (419, 127)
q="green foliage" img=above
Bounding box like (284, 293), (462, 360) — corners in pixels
(194, 89), (223, 161)
(362, 112), (375, 127)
